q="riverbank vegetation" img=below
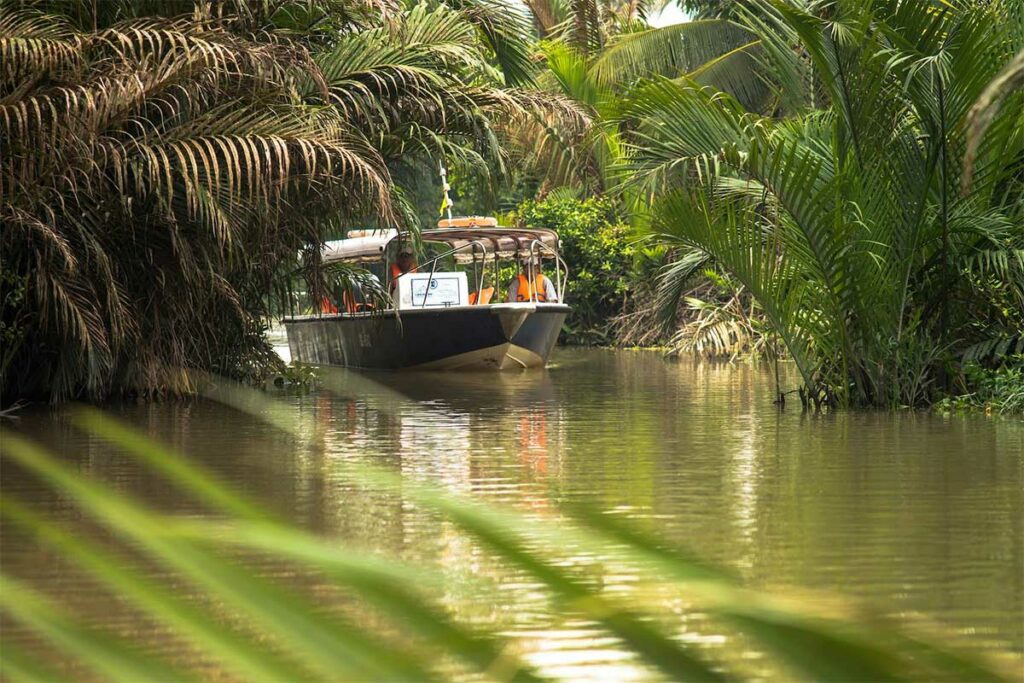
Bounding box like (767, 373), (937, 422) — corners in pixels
(934, 356), (1024, 415)
(623, 2), (1024, 409)
(1, 398), (1015, 681)
(0, 0), (583, 402)
(514, 0), (1023, 409)
(2, 0), (1021, 409)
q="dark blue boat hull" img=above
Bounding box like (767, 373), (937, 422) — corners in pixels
(283, 304), (568, 370)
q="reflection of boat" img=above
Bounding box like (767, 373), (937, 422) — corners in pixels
(283, 221), (571, 370)
(368, 367), (558, 407)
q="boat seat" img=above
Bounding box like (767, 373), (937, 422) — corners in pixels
(469, 287), (494, 305)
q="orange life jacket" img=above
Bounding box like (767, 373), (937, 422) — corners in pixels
(389, 263), (402, 292)
(514, 273), (548, 302)
(341, 290), (358, 313)
(320, 297), (338, 314)
(469, 287), (495, 305)
(389, 262), (416, 292)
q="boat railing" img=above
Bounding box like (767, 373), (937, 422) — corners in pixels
(416, 240), (489, 307)
(393, 236), (569, 309)
(526, 239), (569, 303)
(416, 236), (569, 306)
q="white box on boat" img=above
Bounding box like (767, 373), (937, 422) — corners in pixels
(395, 272), (468, 309)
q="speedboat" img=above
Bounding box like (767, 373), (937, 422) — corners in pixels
(281, 217), (571, 370)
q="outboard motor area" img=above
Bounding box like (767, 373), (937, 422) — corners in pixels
(395, 272), (469, 309)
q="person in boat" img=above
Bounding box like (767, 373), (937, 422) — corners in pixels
(508, 257), (558, 303)
(389, 246), (417, 293)
(344, 271), (382, 312)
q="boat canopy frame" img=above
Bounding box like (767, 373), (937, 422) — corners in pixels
(288, 225), (568, 317)
(418, 227), (561, 263)
(319, 227), (562, 264)
(318, 226), (569, 303)
(414, 236), (569, 305)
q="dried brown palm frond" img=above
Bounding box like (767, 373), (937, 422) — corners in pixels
(492, 87), (594, 189)
(668, 284), (771, 360)
(0, 7), (80, 91)
(0, 6), (401, 400)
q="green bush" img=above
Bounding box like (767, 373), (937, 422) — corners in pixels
(515, 196), (637, 344)
(935, 355), (1024, 415)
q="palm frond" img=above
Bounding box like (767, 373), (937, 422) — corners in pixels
(441, 0), (536, 85)
(591, 19), (754, 86)
(964, 47), (1024, 191)
(0, 7), (79, 93)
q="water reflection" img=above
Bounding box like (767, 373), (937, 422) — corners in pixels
(3, 349), (1022, 679)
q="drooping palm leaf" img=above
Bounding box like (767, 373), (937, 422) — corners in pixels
(590, 19), (754, 86)
(441, 0), (537, 85)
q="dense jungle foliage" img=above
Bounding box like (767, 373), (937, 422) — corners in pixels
(2, 0), (1022, 408)
(624, 2), (1024, 409)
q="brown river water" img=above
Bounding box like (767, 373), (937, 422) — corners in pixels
(2, 349), (1022, 679)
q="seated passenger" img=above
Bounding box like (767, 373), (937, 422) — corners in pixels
(507, 259), (558, 303)
(389, 247), (417, 293)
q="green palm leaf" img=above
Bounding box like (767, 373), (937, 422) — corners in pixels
(591, 19), (755, 86)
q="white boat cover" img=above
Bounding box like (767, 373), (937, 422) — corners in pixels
(322, 229), (399, 263)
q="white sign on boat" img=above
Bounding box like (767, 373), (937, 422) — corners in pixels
(396, 272), (469, 309)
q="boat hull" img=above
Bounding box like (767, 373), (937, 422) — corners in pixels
(283, 304), (568, 370)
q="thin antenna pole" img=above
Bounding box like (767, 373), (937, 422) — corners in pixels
(439, 160), (454, 223)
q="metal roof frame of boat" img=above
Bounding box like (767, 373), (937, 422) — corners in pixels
(420, 227), (560, 263)
(321, 226), (559, 264)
